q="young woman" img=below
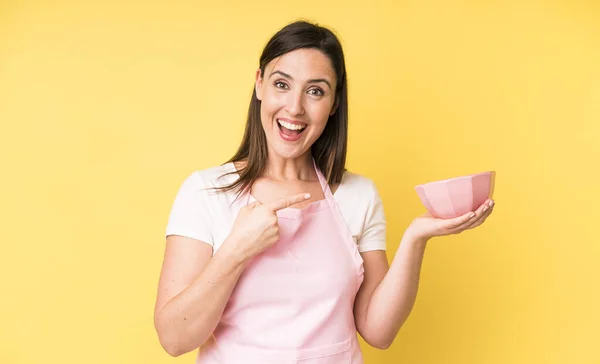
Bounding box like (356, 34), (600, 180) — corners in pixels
(154, 20), (495, 364)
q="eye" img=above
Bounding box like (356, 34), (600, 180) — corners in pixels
(308, 88), (324, 96)
(274, 81), (289, 89)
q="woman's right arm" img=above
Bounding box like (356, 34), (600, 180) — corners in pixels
(154, 192), (310, 356)
(153, 234), (247, 357)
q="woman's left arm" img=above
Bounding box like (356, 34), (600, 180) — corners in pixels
(354, 199), (495, 349)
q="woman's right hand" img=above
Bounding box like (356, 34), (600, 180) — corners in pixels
(224, 192), (311, 261)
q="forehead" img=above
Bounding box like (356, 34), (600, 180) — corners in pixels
(266, 48), (336, 81)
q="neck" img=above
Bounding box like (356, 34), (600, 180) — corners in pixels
(263, 152), (316, 182)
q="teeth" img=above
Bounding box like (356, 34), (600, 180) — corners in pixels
(277, 119), (306, 131)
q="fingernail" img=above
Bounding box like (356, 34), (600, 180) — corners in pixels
(469, 212), (476, 218)
(304, 193), (311, 199)
(489, 200), (494, 207)
(483, 206), (488, 212)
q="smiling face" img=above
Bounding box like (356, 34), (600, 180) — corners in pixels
(255, 48), (338, 161)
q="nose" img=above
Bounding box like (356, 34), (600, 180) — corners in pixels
(285, 90), (305, 116)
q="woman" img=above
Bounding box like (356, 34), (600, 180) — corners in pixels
(154, 20), (495, 363)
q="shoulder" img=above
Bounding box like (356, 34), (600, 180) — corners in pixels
(166, 163), (237, 244)
(338, 170), (381, 200)
(167, 162), (239, 230)
(335, 169), (384, 219)
(169, 163), (240, 210)
(335, 170), (386, 250)
(178, 163), (237, 191)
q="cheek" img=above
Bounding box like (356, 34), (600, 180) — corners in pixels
(260, 95), (278, 125)
(261, 89), (285, 110)
(306, 114), (330, 140)
(312, 121), (329, 137)
(308, 102), (333, 125)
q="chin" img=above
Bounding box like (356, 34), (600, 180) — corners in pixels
(271, 146), (307, 160)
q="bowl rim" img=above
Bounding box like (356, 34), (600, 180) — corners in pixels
(415, 170), (495, 189)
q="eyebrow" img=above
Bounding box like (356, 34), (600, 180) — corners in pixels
(269, 70), (332, 89)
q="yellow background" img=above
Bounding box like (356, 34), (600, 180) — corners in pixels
(1, 1), (598, 363)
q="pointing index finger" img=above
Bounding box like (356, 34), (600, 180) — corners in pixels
(268, 193), (311, 211)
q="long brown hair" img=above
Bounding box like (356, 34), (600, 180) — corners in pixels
(218, 20), (349, 196)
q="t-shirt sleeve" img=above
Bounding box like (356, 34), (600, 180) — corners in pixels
(165, 172), (214, 246)
(357, 180), (387, 252)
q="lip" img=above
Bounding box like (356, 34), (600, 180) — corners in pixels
(277, 117), (307, 128)
(276, 118), (306, 142)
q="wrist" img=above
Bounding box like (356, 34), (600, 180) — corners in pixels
(402, 229), (430, 248)
(216, 236), (250, 268)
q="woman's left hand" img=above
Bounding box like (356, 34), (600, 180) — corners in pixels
(405, 199), (495, 241)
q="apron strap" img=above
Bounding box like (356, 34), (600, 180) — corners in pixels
(312, 158), (334, 200)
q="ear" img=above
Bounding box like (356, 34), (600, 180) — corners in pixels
(330, 96), (339, 116)
(255, 68), (263, 101)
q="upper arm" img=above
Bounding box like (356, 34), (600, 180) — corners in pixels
(156, 171), (216, 317)
(154, 235), (213, 317)
(356, 179), (387, 253)
(354, 250), (389, 332)
(352, 177), (389, 331)
(165, 172), (215, 245)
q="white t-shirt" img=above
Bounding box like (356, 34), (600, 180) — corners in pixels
(165, 162), (387, 254)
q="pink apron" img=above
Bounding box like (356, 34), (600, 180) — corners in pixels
(197, 160), (365, 363)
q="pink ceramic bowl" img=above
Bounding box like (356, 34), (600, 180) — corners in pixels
(415, 171), (495, 219)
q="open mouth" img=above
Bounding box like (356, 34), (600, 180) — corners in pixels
(277, 119), (307, 141)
